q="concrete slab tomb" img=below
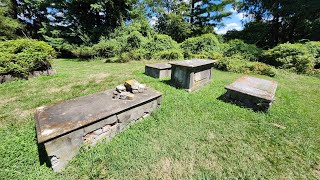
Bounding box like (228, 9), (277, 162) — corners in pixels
(145, 63), (172, 78)
(35, 86), (162, 172)
(169, 59), (216, 92)
(224, 76), (278, 111)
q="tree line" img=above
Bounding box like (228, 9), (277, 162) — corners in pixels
(0, 0), (320, 48)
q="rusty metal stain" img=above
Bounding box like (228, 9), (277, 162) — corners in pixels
(225, 76), (278, 101)
(35, 88), (162, 143)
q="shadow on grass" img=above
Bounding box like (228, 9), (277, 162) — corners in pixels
(160, 79), (186, 91)
(217, 92), (269, 113)
(35, 127), (52, 168)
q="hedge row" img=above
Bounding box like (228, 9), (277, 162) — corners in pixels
(73, 32), (183, 62)
(0, 39), (56, 78)
(262, 42), (320, 74)
(68, 22), (320, 77)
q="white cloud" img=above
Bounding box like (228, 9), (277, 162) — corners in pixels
(230, 7), (237, 13)
(215, 22), (242, 34)
(235, 12), (247, 20)
(150, 16), (158, 27)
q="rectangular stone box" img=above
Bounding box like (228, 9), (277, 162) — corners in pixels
(169, 59), (216, 92)
(225, 76), (278, 111)
(145, 63), (172, 79)
(35, 88), (162, 172)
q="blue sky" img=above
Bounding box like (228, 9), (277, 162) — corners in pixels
(214, 4), (249, 34)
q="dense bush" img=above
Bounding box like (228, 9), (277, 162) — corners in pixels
(223, 39), (262, 61)
(72, 46), (96, 59)
(262, 43), (314, 74)
(155, 49), (183, 60)
(92, 39), (121, 58)
(0, 39), (56, 77)
(180, 33), (220, 58)
(214, 55), (276, 77)
(143, 34), (180, 58)
(125, 31), (147, 51)
(304, 41), (320, 69)
(43, 36), (76, 58)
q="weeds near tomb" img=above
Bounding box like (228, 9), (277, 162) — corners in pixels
(0, 59), (320, 179)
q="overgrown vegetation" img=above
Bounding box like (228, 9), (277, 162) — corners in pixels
(223, 39), (262, 61)
(262, 43), (316, 74)
(214, 55), (276, 77)
(0, 39), (56, 78)
(180, 33), (221, 58)
(72, 23), (183, 62)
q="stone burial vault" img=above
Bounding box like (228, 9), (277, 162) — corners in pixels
(169, 59), (217, 92)
(35, 86), (162, 172)
(224, 76), (278, 111)
(145, 63), (172, 79)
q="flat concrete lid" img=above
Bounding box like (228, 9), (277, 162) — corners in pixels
(35, 88), (162, 143)
(225, 76), (278, 101)
(145, 63), (171, 70)
(169, 59), (216, 68)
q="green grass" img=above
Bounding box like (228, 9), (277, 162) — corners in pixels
(0, 59), (319, 179)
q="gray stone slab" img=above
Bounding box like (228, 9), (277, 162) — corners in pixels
(169, 59), (216, 68)
(145, 63), (172, 79)
(35, 87), (162, 172)
(224, 76), (278, 111)
(225, 76), (277, 101)
(145, 63), (171, 70)
(169, 59), (216, 92)
(35, 88), (162, 143)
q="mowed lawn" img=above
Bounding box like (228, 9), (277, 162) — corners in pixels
(0, 59), (319, 179)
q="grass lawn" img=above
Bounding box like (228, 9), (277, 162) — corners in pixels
(0, 59), (319, 179)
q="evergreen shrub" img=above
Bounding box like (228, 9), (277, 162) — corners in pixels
(0, 39), (56, 78)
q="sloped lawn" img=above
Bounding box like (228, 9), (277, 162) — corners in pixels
(0, 59), (319, 179)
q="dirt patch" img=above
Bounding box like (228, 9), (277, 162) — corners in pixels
(155, 157), (194, 179)
(47, 86), (72, 94)
(0, 97), (17, 107)
(90, 73), (110, 83)
(13, 108), (34, 118)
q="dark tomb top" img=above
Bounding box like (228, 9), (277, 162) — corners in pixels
(145, 63), (171, 70)
(35, 88), (162, 143)
(225, 76), (277, 101)
(169, 59), (216, 68)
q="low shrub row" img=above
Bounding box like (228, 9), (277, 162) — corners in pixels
(73, 30), (183, 62)
(214, 55), (276, 77)
(68, 21), (320, 77)
(262, 42), (320, 74)
(0, 39), (56, 78)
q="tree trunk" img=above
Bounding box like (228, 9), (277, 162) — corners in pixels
(190, 0), (195, 24)
(10, 0), (18, 19)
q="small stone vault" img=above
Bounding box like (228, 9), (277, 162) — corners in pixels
(169, 59), (216, 92)
(35, 88), (162, 172)
(224, 76), (278, 111)
(145, 63), (172, 79)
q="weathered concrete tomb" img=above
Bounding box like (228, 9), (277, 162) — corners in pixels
(145, 63), (172, 78)
(169, 59), (216, 92)
(225, 76), (278, 111)
(35, 88), (162, 172)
